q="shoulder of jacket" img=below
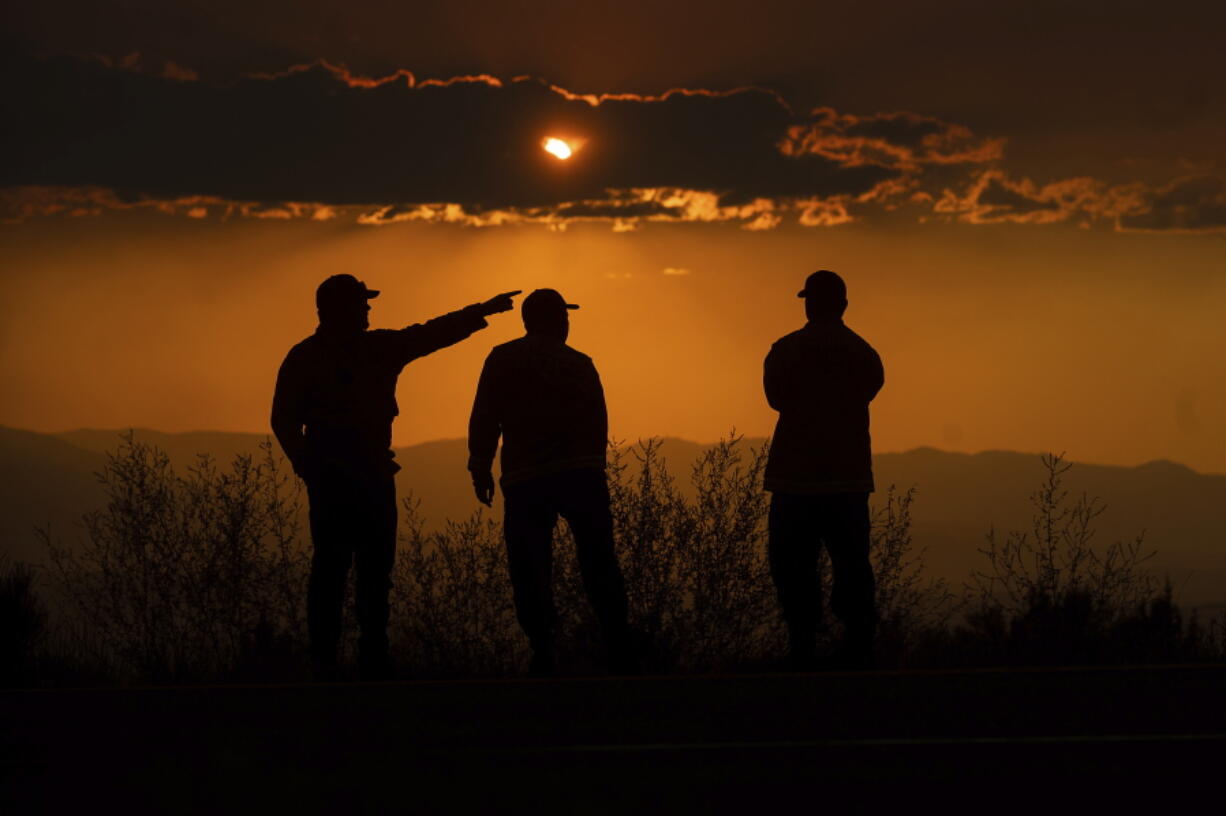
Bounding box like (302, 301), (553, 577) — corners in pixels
(770, 329), (806, 350)
(841, 324), (879, 353)
(284, 335), (319, 360)
(489, 338), (523, 355)
(564, 344), (594, 364)
(479, 339), (521, 368)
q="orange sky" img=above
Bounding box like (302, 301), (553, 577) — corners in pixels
(2, 211), (1223, 474)
(3, 3), (1224, 475)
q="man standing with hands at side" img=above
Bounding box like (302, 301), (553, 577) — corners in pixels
(468, 288), (633, 676)
(272, 274), (520, 681)
(764, 270), (884, 670)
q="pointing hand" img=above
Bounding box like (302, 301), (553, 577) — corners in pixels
(481, 290), (522, 316)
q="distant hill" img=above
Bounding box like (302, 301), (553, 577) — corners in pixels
(0, 427), (106, 564)
(3, 427), (1223, 608)
(873, 447), (1226, 610)
(57, 428), (273, 472)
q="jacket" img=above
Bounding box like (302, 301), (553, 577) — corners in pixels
(763, 318), (884, 494)
(468, 334), (608, 486)
(272, 305), (488, 479)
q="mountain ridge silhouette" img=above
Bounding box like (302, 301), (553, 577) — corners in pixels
(4, 426), (1223, 608)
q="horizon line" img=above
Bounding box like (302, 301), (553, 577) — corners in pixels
(4, 424), (1216, 477)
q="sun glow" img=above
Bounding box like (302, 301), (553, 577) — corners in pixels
(543, 137), (573, 160)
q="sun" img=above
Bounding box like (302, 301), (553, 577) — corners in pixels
(543, 137), (574, 160)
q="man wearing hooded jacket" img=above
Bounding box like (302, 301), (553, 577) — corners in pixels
(467, 288), (633, 676)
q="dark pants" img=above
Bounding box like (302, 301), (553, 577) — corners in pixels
(306, 470), (397, 668)
(768, 492), (876, 655)
(502, 468), (629, 652)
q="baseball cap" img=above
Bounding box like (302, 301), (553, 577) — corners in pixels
(522, 288), (579, 321)
(797, 269), (846, 300)
(316, 274), (380, 309)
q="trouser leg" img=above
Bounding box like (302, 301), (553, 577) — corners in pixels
(822, 493), (876, 652)
(354, 474), (397, 669)
(307, 478), (354, 669)
(768, 492), (822, 659)
(559, 469), (630, 645)
(503, 481), (559, 653)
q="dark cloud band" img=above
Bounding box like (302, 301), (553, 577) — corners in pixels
(8, 53), (1214, 235)
(1, 55), (903, 212)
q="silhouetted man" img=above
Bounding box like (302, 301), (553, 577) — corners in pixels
(468, 288), (632, 675)
(272, 274), (519, 680)
(764, 270), (884, 670)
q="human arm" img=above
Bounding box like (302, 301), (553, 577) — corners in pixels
(863, 346), (885, 403)
(467, 351), (504, 506)
(763, 341), (792, 412)
(397, 291), (522, 364)
(270, 351), (311, 481)
(592, 364), (609, 450)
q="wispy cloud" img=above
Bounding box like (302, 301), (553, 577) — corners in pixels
(929, 170), (1226, 234)
(780, 108), (1004, 170)
(1119, 176), (1226, 234)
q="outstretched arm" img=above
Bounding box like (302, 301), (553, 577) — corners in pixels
(398, 291), (522, 363)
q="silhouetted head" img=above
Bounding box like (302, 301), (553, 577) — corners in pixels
(798, 269), (847, 322)
(316, 274), (378, 332)
(521, 288), (578, 342)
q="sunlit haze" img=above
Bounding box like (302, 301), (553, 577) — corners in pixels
(2, 211), (1223, 474)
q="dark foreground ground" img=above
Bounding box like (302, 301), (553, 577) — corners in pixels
(3, 665), (1224, 814)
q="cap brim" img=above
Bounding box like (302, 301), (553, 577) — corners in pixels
(565, 303), (579, 310)
(796, 290), (806, 298)
(365, 289), (381, 299)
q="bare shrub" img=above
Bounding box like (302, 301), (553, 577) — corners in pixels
(958, 452), (1204, 665)
(384, 435), (944, 674)
(870, 486), (956, 665)
(974, 453), (1157, 615)
(43, 432), (308, 682)
(390, 501), (524, 677)
(604, 436), (780, 672)
(383, 436), (782, 675)
(42, 435), (1216, 683)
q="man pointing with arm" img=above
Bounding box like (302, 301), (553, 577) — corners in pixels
(272, 274), (519, 680)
